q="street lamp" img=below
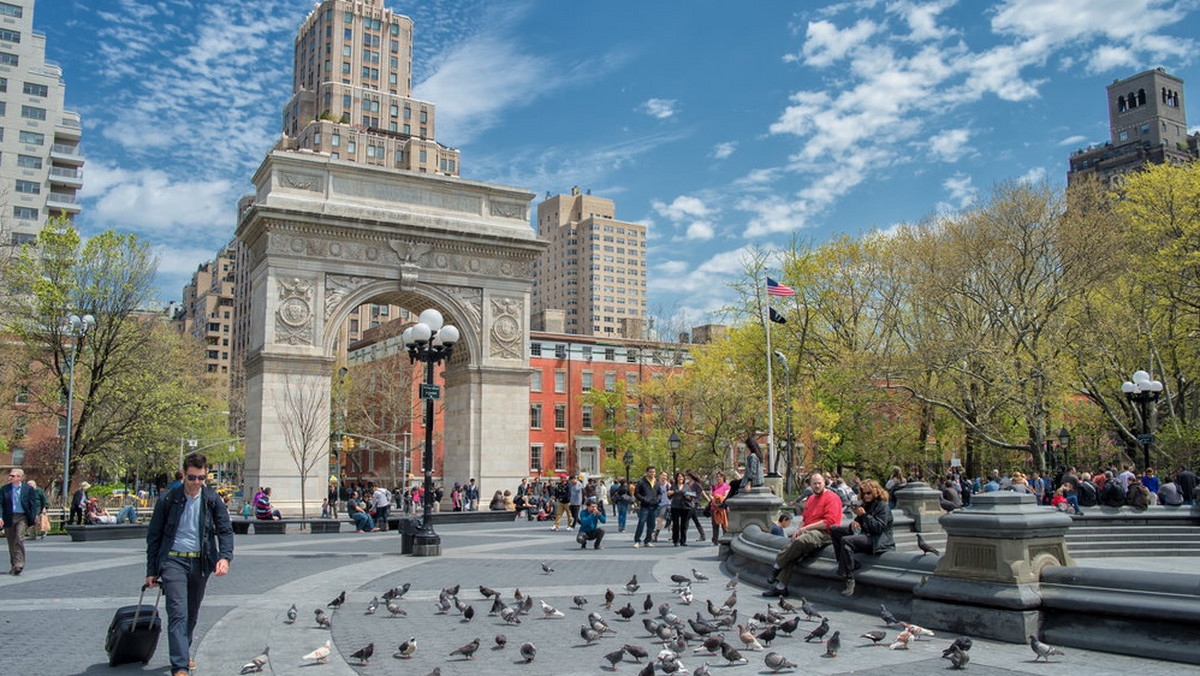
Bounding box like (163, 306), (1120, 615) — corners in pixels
(622, 449), (634, 485)
(668, 431), (681, 477)
(403, 308), (459, 557)
(773, 350), (793, 490)
(1122, 370), (1163, 469)
(61, 313), (94, 508)
(1057, 427), (1071, 468)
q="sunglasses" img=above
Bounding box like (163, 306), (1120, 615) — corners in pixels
(185, 474), (206, 482)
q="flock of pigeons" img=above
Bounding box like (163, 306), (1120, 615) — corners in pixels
(237, 566), (1067, 673)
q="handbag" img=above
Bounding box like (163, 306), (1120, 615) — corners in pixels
(703, 505), (712, 518)
(621, 494), (635, 504)
(39, 512), (51, 531)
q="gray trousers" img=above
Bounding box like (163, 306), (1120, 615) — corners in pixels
(5, 513), (27, 572)
(774, 529), (833, 586)
(160, 556), (209, 671)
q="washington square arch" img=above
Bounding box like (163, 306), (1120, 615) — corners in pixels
(235, 150), (546, 514)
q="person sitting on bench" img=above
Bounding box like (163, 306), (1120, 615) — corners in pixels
(254, 488), (282, 520)
(763, 472), (843, 597)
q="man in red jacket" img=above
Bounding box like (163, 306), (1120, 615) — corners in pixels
(763, 472), (842, 597)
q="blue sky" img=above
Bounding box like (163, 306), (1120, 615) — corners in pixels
(41, 0), (1200, 324)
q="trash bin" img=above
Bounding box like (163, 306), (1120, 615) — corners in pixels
(398, 517), (422, 555)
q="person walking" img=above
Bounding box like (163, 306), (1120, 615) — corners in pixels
(632, 466), (659, 548)
(464, 478), (480, 511)
(685, 471), (707, 541)
(371, 483), (391, 531)
(668, 472), (692, 546)
(611, 478), (631, 532)
(25, 479), (50, 539)
(70, 481), (90, 525)
(567, 475), (584, 530)
(1, 468), (42, 575)
(706, 471), (731, 545)
(144, 453), (234, 676)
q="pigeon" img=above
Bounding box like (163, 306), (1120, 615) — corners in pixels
(917, 533), (940, 556)
(777, 598), (797, 614)
(284, 604), (297, 624)
(386, 600), (407, 617)
(626, 582), (641, 595)
(722, 591), (737, 609)
(804, 618), (830, 642)
(490, 596), (507, 615)
(314, 609), (332, 630)
(443, 584), (461, 596)
(693, 663), (711, 676)
(454, 597), (471, 615)
(799, 597), (820, 620)
(670, 574), (691, 586)
(514, 588), (525, 601)
(520, 596), (535, 615)
(349, 643), (374, 665)
(890, 631), (912, 650)
(677, 588), (694, 605)
(480, 585), (499, 599)
(824, 631), (841, 657)
(627, 574), (639, 587)
(435, 594), (453, 614)
(669, 636), (688, 655)
(713, 611), (737, 628)
(719, 642), (747, 664)
(644, 594), (655, 613)
(656, 624), (675, 642)
(692, 569), (708, 582)
(574, 595), (589, 609)
(500, 606), (522, 625)
(605, 588), (616, 608)
(327, 591), (345, 609)
(644, 618), (662, 635)
(541, 560), (555, 574)
(903, 623), (935, 640)
(592, 617), (617, 635)
(637, 662), (655, 676)
(617, 603), (637, 620)
(463, 605), (475, 622)
(494, 634), (507, 650)
(737, 624), (763, 651)
(763, 651), (796, 672)
(861, 630), (887, 645)
(383, 583), (410, 600)
(623, 643), (649, 662)
(694, 635), (724, 655)
(540, 600), (565, 618)
(604, 647), (626, 669)
(942, 637), (974, 657)
(726, 572), (739, 589)
(756, 625), (777, 646)
(582, 625), (601, 644)
(394, 636), (417, 659)
(944, 645), (970, 669)
(239, 647), (269, 673)
(777, 616), (800, 635)
(365, 596), (379, 614)
(449, 638), (481, 660)
(1029, 635), (1065, 661)
(688, 618), (716, 636)
(302, 639), (332, 664)
(519, 642), (538, 663)
(880, 603), (900, 627)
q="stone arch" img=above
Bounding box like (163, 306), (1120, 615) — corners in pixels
(235, 150), (545, 514)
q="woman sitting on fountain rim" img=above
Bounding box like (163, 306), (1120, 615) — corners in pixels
(830, 479), (895, 596)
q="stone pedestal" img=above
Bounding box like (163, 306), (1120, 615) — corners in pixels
(912, 491), (1074, 642)
(763, 475), (784, 498)
(724, 486), (783, 536)
(894, 481), (944, 532)
(412, 532), (442, 557)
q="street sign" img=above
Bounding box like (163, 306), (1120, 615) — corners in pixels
(1137, 433), (1154, 445)
(419, 383), (441, 400)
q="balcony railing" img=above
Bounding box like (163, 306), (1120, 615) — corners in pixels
(50, 167), (81, 179)
(48, 192), (79, 204)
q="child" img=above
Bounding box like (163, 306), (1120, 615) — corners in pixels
(321, 498), (331, 518)
(770, 513), (793, 536)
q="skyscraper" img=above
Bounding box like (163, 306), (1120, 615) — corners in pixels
(532, 187), (648, 337)
(0, 0), (83, 245)
(1068, 68), (1198, 185)
(277, 0), (460, 176)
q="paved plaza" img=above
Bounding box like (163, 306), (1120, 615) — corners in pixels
(1, 518), (1196, 675)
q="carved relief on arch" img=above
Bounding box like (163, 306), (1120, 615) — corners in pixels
(443, 285), (483, 338)
(324, 274), (375, 321)
(489, 296), (524, 360)
(275, 276), (316, 345)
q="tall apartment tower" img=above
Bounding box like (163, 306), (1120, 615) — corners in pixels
(0, 0), (83, 245)
(180, 244), (239, 383)
(532, 188), (647, 337)
(277, 0), (461, 176)
(1068, 67), (1199, 185)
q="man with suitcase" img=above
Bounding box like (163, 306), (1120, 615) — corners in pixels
(1, 467), (41, 575)
(145, 453), (234, 675)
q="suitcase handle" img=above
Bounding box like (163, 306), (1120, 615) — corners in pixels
(132, 584), (163, 628)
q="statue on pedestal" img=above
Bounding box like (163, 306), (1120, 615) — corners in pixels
(745, 436), (764, 488)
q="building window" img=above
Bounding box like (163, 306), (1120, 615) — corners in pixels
(626, 373), (638, 390)
(555, 344), (567, 359)
(0, 52), (17, 66)
(12, 206), (36, 220)
(22, 82), (48, 98)
(554, 444), (566, 471)
(626, 349), (639, 363)
(20, 105), (45, 120)
(604, 372), (617, 391)
(581, 370), (593, 392)
(530, 444), (542, 472)
(605, 347), (616, 361)
(530, 403), (542, 429)
(554, 370), (567, 393)
(17, 155), (40, 168)
(0, 3), (23, 18)
(530, 342), (541, 356)
(14, 384), (29, 404)
(15, 179), (39, 194)
(554, 404), (566, 430)
(530, 371), (542, 392)
(581, 405), (593, 430)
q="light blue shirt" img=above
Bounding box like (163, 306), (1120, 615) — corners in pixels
(11, 483), (24, 513)
(170, 492), (202, 553)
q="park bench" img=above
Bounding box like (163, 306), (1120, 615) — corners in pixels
(250, 518), (342, 534)
(64, 523), (149, 542)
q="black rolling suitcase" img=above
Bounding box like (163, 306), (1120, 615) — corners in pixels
(106, 584), (162, 666)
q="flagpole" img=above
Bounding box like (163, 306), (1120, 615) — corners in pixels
(763, 280), (776, 482)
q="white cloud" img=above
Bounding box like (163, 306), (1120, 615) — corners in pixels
(795, 19), (879, 67)
(887, 0), (958, 41)
(930, 128), (971, 162)
(1017, 167), (1047, 184)
(940, 173), (977, 212)
(712, 142), (737, 159)
(1058, 134), (1089, 147)
(653, 195), (711, 221)
(686, 221), (715, 241)
(657, 260), (689, 275)
(82, 165), (234, 233)
(1088, 45), (1137, 72)
(641, 98), (679, 119)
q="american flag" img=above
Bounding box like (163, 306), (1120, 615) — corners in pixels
(766, 277), (795, 297)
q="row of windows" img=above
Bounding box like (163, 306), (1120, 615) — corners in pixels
(527, 444), (567, 472)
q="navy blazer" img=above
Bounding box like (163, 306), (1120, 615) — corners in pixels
(145, 485), (234, 578)
(0, 482), (41, 525)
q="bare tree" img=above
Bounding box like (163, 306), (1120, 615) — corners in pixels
(276, 375), (330, 521)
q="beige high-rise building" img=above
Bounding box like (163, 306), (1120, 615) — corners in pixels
(276, 0), (460, 176)
(532, 187), (647, 337)
(180, 245), (239, 383)
(0, 0), (83, 245)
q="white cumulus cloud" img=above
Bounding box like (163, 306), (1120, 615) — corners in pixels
(930, 128), (971, 162)
(641, 98), (679, 119)
(712, 142), (738, 159)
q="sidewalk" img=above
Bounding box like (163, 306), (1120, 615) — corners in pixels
(0, 519), (1194, 675)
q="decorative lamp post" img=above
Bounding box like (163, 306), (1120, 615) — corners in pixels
(402, 308), (459, 557)
(1122, 370), (1163, 469)
(668, 431), (681, 477)
(623, 449), (634, 485)
(1057, 427), (1071, 468)
(773, 350), (793, 489)
(61, 313), (94, 508)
